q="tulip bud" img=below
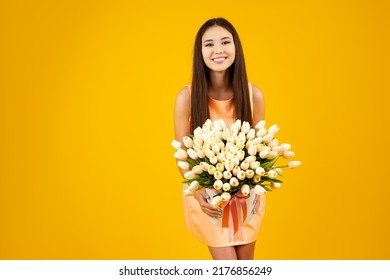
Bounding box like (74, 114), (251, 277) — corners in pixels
(236, 139), (245, 150)
(177, 161), (190, 170)
(184, 171), (196, 179)
(283, 151), (295, 159)
(208, 165), (216, 175)
(268, 124), (280, 135)
(255, 120), (266, 130)
(171, 140), (182, 149)
(237, 170), (246, 180)
(288, 161), (301, 169)
(187, 148), (198, 160)
(232, 156), (240, 167)
(230, 177), (239, 187)
(248, 144), (257, 156)
(223, 171), (232, 180)
(246, 128), (256, 140)
(233, 119), (242, 130)
(200, 162), (209, 171)
(265, 151), (279, 160)
(281, 143), (291, 151)
(262, 134), (274, 144)
(210, 196), (222, 208)
(183, 136), (193, 148)
(241, 184), (250, 196)
(237, 132), (246, 142)
(222, 128), (230, 140)
(254, 185), (266, 195)
(272, 145), (285, 154)
(193, 127), (203, 137)
(225, 160), (234, 171)
(256, 127), (267, 137)
(250, 161), (261, 170)
(245, 169), (255, 179)
(267, 138), (279, 148)
(221, 192), (231, 202)
(214, 179), (223, 191)
(222, 182), (231, 191)
(260, 148), (270, 159)
(197, 148), (206, 159)
(252, 137), (262, 145)
(241, 121), (251, 134)
(188, 180), (200, 191)
(240, 160), (250, 171)
(192, 165), (203, 174)
(214, 162), (224, 172)
(212, 144), (220, 154)
(245, 155), (256, 163)
(274, 168), (282, 175)
(214, 171), (223, 180)
(237, 150), (245, 161)
(232, 166), (241, 177)
(174, 148), (188, 160)
(268, 170), (278, 179)
(253, 174), (261, 183)
(209, 154), (218, 165)
(193, 137), (203, 146)
(255, 167), (265, 176)
(271, 182), (282, 189)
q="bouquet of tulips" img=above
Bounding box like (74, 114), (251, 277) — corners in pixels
(172, 119), (301, 208)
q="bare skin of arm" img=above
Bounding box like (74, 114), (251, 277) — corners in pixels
(174, 86), (221, 218)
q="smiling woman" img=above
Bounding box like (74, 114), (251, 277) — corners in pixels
(173, 18), (266, 260)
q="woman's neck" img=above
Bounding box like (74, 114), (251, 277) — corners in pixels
(208, 71), (232, 100)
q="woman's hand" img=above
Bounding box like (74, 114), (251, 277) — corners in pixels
(194, 188), (222, 218)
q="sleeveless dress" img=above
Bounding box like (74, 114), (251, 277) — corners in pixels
(182, 82), (266, 247)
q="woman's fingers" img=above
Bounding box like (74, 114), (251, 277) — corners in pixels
(195, 188), (223, 217)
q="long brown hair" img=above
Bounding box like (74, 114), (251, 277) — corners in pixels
(190, 18), (252, 132)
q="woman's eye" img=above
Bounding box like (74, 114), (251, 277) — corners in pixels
(205, 43), (214, 47)
(222, 41), (231, 45)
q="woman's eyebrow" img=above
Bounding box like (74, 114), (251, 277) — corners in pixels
(203, 36), (232, 43)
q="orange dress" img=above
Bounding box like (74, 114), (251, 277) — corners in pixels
(182, 82), (266, 247)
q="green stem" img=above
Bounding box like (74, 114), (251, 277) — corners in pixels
(272, 165), (288, 168)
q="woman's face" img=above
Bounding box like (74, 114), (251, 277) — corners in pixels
(201, 25), (235, 73)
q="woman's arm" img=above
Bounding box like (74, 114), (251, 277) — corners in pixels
(251, 84), (265, 124)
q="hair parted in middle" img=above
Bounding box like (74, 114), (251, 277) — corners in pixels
(190, 18), (252, 132)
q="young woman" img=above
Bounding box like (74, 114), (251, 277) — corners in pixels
(174, 18), (266, 260)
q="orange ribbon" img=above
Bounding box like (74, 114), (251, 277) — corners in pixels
(222, 194), (248, 242)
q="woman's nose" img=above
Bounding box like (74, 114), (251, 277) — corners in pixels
(214, 45), (223, 54)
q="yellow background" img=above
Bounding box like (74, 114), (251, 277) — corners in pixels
(1, 0), (389, 259)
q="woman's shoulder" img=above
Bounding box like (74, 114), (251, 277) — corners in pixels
(250, 83), (264, 104)
(175, 84), (191, 107)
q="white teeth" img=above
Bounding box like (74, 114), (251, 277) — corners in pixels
(213, 57), (226, 62)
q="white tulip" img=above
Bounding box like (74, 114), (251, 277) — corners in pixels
(283, 151), (295, 159)
(197, 148), (206, 159)
(253, 174), (261, 183)
(262, 134), (274, 144)
(255, 120), (266, 130)
(230, 177), (239, 187)
(268, 138), (279, 148)
(240, 160), (250, 171)
(222, 182), (231, 191)
(212, 144), (220, 154)
(193, 137), (203, 146)
(184, 171), (196, 179)
(237, 150), (245, 161)
(177, 161), (190, 170)
(268, 124), (280, 135)
(200, 162), (209, 171)
(214, 171), (223, 180)
(252, 137), (262, 145)
(274, 168), (283, 175)
(232, 166), (241, 177)
(174, 148), (188, 160)
(288, 161), (301, 169)
(241, 184), (250, 196)
(205, 149), (214, 159)
(224, 160), (234, 171)
(221, 192), (231, 202)
(260, 148), (270, 159)
(193, 127), (203, 137)
(272, 145), (285, 154)
(226, 150), (234, 160)
(245, 169), (255, 179)
(230, 145), (239, 154)
(188, 180), (200, 191)
(236, 139), (245, 150)
(250, 161), (261, 170)
(241, 121), (251, 134)
(215, 163), (224, 172)
(209, 154), (218, 165)
(192, 165), (203, 174)
(248, 144), (257, 156)
(222, 128), (230, 140)
(233, 119), (242, 130)
(210, 196), (222, 208)
(218, 140), (225, 150)
(245, 155), (256, 163)
(246, 128), (256, 140)
(254, 185), (266, 195)
(237, 170), (246, 180)
(255, 167), (265, 176)
(281, 143), (291, 151)
(266, 151), (279, 160)
(187, 148), (198, 160)
(171, 140), (182, 149)
(268, 170), (278, 179)
(208, 165), (216, 175)
(271, 182), (282, 189)
(183, 136), (193, 148)
(256, 127), (267, 137)
(223, 171), (232, 180)
(213, 180), (223, 190)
